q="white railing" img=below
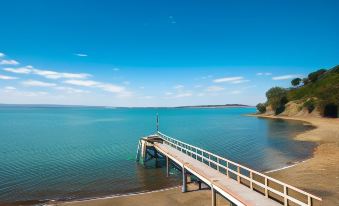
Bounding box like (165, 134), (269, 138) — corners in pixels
(157, 132), (322, 206)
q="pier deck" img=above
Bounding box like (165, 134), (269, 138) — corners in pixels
(154, 142), (280, 206)
(137, 132), (322, 206)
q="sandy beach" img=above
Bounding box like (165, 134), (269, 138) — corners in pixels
(56, 115), (339, 206)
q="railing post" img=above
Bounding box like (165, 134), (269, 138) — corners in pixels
(208, 154), (211, 167)
(217, 158), (220, 171)
(284, 185), (288, 206)
(237, 166), (240, 183)
(264, 177), (268, 197)
(226, 161), (229, 177)
(250, 171), (253, 189)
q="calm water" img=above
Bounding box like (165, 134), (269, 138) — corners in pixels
(0, 106), (316, 204)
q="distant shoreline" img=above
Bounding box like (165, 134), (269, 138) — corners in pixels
(0, 103), (253, 109)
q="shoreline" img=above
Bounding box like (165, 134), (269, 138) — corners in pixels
(56, 114), (339, 206)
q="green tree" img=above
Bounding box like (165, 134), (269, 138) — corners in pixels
(266, 87), (288, 114)
(291, 78), (301, 87)
(308, 69), (327, 83)
(256, 103), (266, 113)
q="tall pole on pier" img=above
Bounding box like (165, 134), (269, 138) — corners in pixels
(156, 113), (159, 133)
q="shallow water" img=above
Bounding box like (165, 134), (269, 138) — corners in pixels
(0, 106), (316, 204)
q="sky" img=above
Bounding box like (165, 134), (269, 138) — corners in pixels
(0, 0), (338, 107)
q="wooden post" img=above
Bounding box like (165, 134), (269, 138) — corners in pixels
(182, 165), (187, 192)
(198, 181), (202, 190)
(166, 156), (170, 177)
(308, 196), (313, 206)
(237, 166), (240, 183)
(250, 172), (253, 190)
(284, 186), (288, 206)
(264, 177), (268, 197)
(211, 186), (216, 206)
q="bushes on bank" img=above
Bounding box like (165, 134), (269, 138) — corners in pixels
(256, 103), (266, 113)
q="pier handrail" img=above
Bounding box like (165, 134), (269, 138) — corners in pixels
(157, 132), (322, 206)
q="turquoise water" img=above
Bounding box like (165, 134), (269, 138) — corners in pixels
(0, 106), (316, 205)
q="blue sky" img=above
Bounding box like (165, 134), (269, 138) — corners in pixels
(0, 0), (338, 106)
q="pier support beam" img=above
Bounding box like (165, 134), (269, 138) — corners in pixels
(166, 156), (170, 177)
(211, 186), (216, 206)
(182, 166), (187, 192)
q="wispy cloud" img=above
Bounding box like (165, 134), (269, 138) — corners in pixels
(4, 86), (16, 90)
(64, 79), (98, 87)
(0, 74), (18, 80)
(0, 59), (19, 65)
(4, 66), (91, 79)
(168, 16), (176, 24)
(272, 74), (302, 80)
(0, 53), (4, 58)
(64, 79), (130, 96)
(113, 68), (120, 71)
(22, 80), (57, 87)
(74, 53), (88, 57)
(173, 85), (184, 89)
(213, 76), (249, 84)
(256, 72), (272, 76)
(174, 92), (192, 98)
(230, 90), (242, 94)
(55, 86), (89, 94)
(205, 86), (224, 92)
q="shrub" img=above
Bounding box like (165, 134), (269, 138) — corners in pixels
(266, 87), (288, 113)
(256, 103), (266, 113)
(291, 78), (302, 87)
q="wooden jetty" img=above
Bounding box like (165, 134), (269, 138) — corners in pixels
(136, 132), (322, 206)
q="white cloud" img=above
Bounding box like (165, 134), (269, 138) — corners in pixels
(174, 92), (192, 98)
(231, 79), (250, 84)
(257, 72), (272, 76)
(0, 74), (18, 80)
(22, 80), (56, 87)
(230, 90), (242, 94)
(4, 65), (91, 79)
(272, 75), (302, 80)
(173, 85), (184, 89)
(123, 81), (130, 85)
(165, 92), (173, 96)
(113, 68), (120, 71)
(64, 79), (129, 96)
(3, 66), (32, 74)
(64, 79), (99, 87)
(55, 86), (89, 94)
(205, 86), (224, 92)
(0, 59), (19, 65)
(4, 86), (16, 90)
(213, 76), (244, 83)
(75, 53), (88, 57)
(0, 53), (4, 58)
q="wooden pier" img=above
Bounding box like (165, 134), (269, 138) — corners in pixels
(136, 132), (322, 206)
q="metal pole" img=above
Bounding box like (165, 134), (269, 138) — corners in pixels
(156, 113), (159, 132)
(182, 166), (187, 192)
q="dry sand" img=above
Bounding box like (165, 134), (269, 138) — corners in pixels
(57, 115), (339, 206)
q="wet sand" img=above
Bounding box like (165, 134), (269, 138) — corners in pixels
(57, 115), (339, 206)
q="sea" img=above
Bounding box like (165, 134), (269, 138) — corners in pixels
(0, 106), (316, 205)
